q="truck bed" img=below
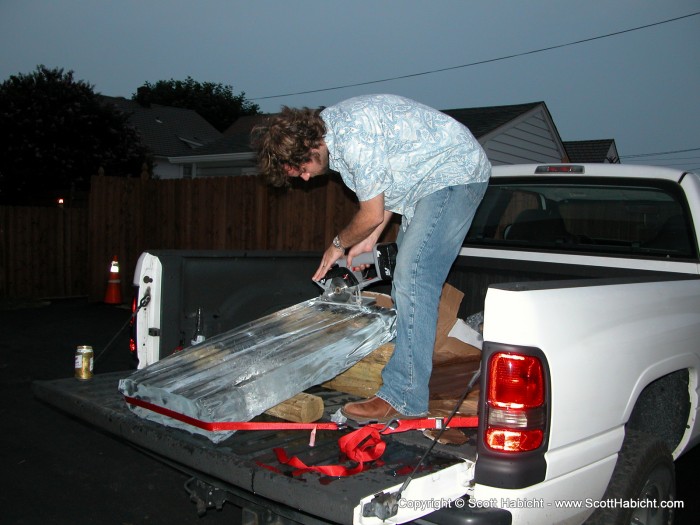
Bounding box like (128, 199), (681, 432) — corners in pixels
(33, 372), (483, 524)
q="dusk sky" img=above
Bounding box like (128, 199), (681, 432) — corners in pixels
(2, 1), (699, 170)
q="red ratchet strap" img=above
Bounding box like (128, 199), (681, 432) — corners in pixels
(124, 395), (478, 433)
(275, 425), (385, 476)
(125, 395), (478, 477)
(274, 417), (479, 477)
(124, 395), (338, 431)
(382, 416), (479, 433)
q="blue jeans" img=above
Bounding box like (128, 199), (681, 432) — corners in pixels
(377, 182), (487, 416)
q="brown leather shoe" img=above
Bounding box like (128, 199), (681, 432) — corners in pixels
(341, 396), (421, 424)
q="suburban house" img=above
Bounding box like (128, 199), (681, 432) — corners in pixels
(166, 101), (576, 178)
(101, 96), (223, 179)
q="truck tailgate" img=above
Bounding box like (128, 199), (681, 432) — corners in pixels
(33, 372), (478, 524)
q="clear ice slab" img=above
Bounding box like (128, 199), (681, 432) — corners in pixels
(119, 297), (396, 443)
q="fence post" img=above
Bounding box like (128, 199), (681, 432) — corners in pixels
(255, 178), (269, 250)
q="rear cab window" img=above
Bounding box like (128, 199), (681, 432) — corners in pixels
(465, 176), (698, 260)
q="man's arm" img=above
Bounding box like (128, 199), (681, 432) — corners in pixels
(345, 209), (394, 267)
(340, 194), (387, 248)
(311, 193), (387, 281)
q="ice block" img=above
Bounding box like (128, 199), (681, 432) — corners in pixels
(119, 297), (396, 442)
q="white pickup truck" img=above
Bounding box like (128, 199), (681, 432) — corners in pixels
(35, 163), (699, 524)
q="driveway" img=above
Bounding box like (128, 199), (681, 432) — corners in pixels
(1, 299), (235, 525)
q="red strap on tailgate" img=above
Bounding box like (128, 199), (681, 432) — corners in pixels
(124, 395), (340, 431)
(124, 395), (478, 433)
(273, 417), (479, 477)
(274, 425), (386, 476)
(124, 395), (478, 477)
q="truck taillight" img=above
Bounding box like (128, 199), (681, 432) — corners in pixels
(485, 352), (546, 452)
(129, 294), (137, 354)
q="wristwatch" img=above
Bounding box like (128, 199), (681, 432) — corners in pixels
(332, 235), (344, 251)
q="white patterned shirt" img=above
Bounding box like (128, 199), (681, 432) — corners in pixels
(321, 94), (490, 225)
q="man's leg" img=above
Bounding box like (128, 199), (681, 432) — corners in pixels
(344, 182), (487, 420)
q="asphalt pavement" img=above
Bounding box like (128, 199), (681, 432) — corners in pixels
(1, 298), (237, 525)
(1, 298), (698, 524)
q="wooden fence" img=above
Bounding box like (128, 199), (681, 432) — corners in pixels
(1, 173), (400, 302)
(0, 205), (88, 299)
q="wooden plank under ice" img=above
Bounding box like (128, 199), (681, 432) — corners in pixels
(264, 392), (325, 423)
(321, 342), (395, 398)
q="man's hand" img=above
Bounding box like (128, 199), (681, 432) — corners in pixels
(312, 245), (344, 282)
(312, 194), (393, 282)
(345, 239), (376, 269)
(346, 208), (394, 268)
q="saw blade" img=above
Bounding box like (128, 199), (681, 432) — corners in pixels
(320, 267), (361, 304)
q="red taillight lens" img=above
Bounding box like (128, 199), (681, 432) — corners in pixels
(485, 428), (544, 452)
(129, 295), (137, 354)
(488, 353), (544, 408)
(485, 352), (546, 453)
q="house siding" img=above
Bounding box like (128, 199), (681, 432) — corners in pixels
(152, 159), (182, 180)
(195, 164), (253, 178)
(481, 110), (564, 165)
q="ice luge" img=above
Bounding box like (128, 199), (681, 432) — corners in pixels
(119, 297), (396, 443)
(132, 304), (333, 392)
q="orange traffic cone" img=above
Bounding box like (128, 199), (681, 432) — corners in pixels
(104, 256), (122, 304)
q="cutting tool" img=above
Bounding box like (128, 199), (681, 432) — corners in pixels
(316, 242), (397, 305)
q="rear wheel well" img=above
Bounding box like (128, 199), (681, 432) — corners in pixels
(626, 369), (690, 454)
(585, 429), (675, 525)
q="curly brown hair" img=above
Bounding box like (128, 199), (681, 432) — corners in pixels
(250, 106), (326, 187)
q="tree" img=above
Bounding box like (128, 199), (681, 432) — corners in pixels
(133, 77), (259, 132)
(0, 66), (151, 205)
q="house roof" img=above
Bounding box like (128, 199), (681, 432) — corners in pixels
(167, 114), (265, 158)
(193, 133), (252, 155)
(101, 96), (222, 157)
(563, 139), (618, 163)
(441, 102), (544, 138)
(224, 114), (268, 136)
